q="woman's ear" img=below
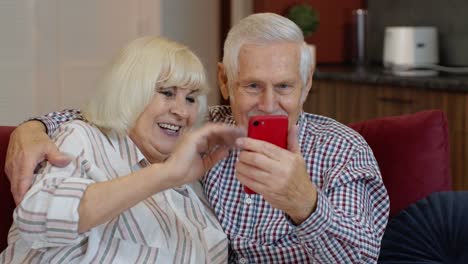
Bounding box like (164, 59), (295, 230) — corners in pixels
(217, 63), (229, 100)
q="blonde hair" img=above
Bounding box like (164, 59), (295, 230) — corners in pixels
(83, 36), (209, 133)
(223, 13), (312, 94)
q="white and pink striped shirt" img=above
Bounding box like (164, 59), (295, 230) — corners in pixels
(0, 120), (227, 264)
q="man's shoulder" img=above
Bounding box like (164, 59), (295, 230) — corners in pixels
(301, 112), (367, 147)
(208, 105), (235, 124)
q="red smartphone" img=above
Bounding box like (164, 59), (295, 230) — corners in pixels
(244, 115), (288, 195)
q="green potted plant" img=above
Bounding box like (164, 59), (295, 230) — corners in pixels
(285, 3), (319, 67)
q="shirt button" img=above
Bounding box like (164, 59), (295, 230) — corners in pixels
(239, 257), (247, 264)
(245, 197), (252, 205)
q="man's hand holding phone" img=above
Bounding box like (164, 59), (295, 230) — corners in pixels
(235, 115), (318, 225)
(243, 115), (288, 194)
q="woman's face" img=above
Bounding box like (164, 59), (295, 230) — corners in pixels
(129, 86), (200, 163)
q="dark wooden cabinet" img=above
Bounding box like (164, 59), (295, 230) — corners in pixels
(305, 79), (468, 190)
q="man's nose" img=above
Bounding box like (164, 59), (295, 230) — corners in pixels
(258, 88), (277, 113)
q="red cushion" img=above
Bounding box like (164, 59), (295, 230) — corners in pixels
(348, 110), (452, 218)
(0, 126), (16, 252)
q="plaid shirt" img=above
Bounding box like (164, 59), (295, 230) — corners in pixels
(32, 109), (84, 137)
(36, 106), (389, 263)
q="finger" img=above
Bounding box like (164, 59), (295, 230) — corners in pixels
(207, 125), (245, 147)
(4, 139), (19, 181)
(4, 160), (13, 181)
(235, 160), (271, 183)
(287, 124), (301, 154)
(12, 179), (32, 205)
(236, 170), (267, 194)
(196, 124), (244, 154)
(236, 137), (285, 161)
(11, 172), (32, 205)
(203, 145), (230, 170)
(238, 150), (276, 173)
(12, 189), (22, 205)
(44, 144), (72, 167)
(11, 160), (36, 205)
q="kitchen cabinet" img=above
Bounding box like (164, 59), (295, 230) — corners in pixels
(305, 79), (467, 190)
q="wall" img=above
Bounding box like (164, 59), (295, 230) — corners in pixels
(161, 0), (220, 106)
(0, 0), (161, 125)
(0, 1), (35, 125)
(368, 0), (468, 66)
(0, 0), (220, 125)
(231, 0), (253, 26)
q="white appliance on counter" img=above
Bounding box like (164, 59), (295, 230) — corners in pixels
(383, 26), (468, 76)
(383, 27), (439, 76)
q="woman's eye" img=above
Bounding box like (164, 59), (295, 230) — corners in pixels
(159, 90), (174, 97)
(186, 96), (196, 103)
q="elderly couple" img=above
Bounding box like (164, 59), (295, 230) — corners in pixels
(1, 13), (389, 263)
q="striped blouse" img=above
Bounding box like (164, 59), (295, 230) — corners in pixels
(0, 120), (228, 264)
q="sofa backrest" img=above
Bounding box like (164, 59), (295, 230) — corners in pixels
(0, 111), (453, 250)
(0, 126), (16, 252)
(348, 110), (452, 218)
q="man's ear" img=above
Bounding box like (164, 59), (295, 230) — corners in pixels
(301, 67), (314, 104)
(217, 62), (229, 100)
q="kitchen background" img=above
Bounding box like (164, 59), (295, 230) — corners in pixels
(254, 0), (468, 66)
(1, 0), (467, 190)
(252, 0), (468, 191)
(368, 0), (468, 66)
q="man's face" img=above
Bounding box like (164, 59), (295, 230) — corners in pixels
(219, 42), (311, 129)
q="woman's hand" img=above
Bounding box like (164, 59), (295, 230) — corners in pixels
(79, 123), (243, 232)
(164, 123), (245, 186)
(76, 123), (243, 233)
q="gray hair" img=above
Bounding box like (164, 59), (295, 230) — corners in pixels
(222, 13), (312, 91)
(84, 36), (209, 134)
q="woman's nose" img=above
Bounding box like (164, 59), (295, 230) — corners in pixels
(170, 97), (190, 118)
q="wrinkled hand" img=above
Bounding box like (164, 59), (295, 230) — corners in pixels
(164, 123), (245, 187)
(5, 121), (72, 204)
(235, 125), (318, 225)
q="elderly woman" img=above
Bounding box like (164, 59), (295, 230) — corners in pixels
(0, 36), (242, 263)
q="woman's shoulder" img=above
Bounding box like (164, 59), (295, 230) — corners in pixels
(54, 120), (101, 137)
(52, 120), (105, 151)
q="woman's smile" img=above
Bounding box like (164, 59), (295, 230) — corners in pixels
(157, 122), (182, 136)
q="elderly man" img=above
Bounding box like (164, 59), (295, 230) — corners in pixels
(6, 13), (389, 263)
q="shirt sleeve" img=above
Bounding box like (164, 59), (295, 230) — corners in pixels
(14, 122), (96, 249)
(291, 145), (390, 263)
(29, 109), (84, 137)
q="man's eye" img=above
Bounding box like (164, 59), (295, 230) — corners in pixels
(241, 83), (262, 95)
(247, 83), (259, 89)
(275, 83), (295, 94)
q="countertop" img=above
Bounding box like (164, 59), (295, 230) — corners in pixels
(313, 65), (468, 93)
